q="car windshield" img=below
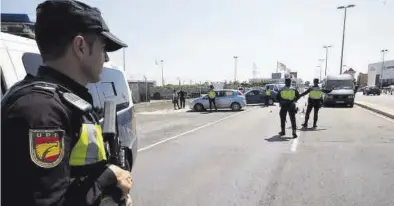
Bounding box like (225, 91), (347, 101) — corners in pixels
(326, 80), (353, 89)
(277, 84), (285, 89)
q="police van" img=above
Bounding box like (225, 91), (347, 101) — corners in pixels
(0, 19), (138, 171)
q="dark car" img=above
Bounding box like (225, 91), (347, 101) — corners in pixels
(245, 89), (275, 105)
(363, 86), (381, 95)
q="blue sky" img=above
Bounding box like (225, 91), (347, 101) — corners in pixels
(2, 0), (393, 85)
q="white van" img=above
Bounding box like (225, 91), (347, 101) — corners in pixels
(0, 31), (138, 171)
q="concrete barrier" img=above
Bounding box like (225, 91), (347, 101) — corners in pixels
(134, 99), (192, 113)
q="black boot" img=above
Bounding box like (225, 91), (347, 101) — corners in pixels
(292, 130), (298, 138)
(279, 131), (285, 136)
(302, 122), (308, 128)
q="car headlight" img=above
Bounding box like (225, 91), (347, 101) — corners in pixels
(326, 94), (333, 98)
(348, 95), (354, 98)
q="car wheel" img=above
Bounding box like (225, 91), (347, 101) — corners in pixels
(231, 102), (241, 111)
(349, 103), (354, 108)
(194, 103), (204, 112)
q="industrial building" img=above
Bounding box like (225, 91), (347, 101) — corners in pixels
(368, 60), (394, 87)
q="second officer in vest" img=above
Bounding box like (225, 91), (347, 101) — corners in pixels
(265, 85), (271, 106)
(1, 1), (132, 205)
(299, 78), (332, 128)
(276, 77), (301, 138)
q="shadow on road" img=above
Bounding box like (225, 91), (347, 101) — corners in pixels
(265, 135), (292, 142)
(298, 127), (327, 132)
(187, 109), (244, 114)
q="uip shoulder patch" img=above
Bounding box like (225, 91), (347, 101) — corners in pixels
(29, 129), (65, 168)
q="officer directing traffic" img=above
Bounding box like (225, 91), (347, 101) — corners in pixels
(265, 85), (271, 106)
(299, 78), (331, 128)
(276, 77), (300, 138)
(1, 0), (132, 205)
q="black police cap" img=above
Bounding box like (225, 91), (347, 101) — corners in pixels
(35, 0), (127, 52)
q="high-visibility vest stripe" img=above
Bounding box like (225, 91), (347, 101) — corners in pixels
(70, 124), (107, 166)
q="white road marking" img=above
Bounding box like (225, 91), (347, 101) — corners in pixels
(356, 105), (394, 124)
(137, 108), (256, 152)
(290, 136), (299, 152)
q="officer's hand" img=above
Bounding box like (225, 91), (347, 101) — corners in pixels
(108, 165), (133, 195)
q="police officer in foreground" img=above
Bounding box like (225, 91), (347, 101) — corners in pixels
(276, 77), (300, 138)
(1, 1), (132, 205)
(299, 78), (332, 128)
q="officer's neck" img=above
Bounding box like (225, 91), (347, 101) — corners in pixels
(44, 60), (88, 86)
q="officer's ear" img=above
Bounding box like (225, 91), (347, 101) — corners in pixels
(71, 35), (88, 61)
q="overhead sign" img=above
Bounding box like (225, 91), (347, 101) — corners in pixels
(290, 72), (297, 78)
(271, 72), (281, 79)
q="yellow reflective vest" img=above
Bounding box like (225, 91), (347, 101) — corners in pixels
(208, 90), (216, 99)
(265, 89), (271, 96)
(69, 119), (107, 166)
(309, 86), (323, 99)
(280, 87), (296, 100)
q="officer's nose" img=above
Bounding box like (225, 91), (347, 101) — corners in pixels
(104, 52), (110, 62)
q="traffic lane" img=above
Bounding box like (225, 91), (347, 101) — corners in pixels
(264, 105), (394, 206)
(131, 105), (303, 206)
(136, 107), (257, 149)
(356, 92), (394, 108)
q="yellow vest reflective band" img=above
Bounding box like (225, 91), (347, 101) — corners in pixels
(309, 87), (323, 99)
(69, 124), (107, 166)
(208, 91), (216, 99)
(280, 87), (296, 100)
(266, 90), (271, 96)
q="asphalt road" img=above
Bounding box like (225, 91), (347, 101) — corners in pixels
(132, 98), (394, 206)
(356, 92), (394, 108)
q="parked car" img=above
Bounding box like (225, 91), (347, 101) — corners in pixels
(189, 89), (246, 111)
(244, 89), (275, 105)
(363, 86), (381, 95)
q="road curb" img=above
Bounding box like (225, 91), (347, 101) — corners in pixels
(355, 102), (394, 119)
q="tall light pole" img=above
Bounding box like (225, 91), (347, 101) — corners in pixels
(143, 75), (148, 102)
(233, 56), (238, 84)
(337, 4), (355, 74)
(316, 65), (322, 81)
(318, 59), (325, 81)
(160, 60), (164, 86)
(323, 45), (332, 76)
(123, 48), (126, 72)
(380, 49), (389, 87)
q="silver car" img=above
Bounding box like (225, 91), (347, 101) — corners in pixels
(189, 89), (247, 111)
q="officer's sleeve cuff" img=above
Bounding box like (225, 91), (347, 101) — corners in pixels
(97, 167), (117, 189)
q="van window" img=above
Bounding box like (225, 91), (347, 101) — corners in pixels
(97, 68), (130, 111)
(22, 52), (42, 76)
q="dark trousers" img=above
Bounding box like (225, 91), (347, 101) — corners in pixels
(180, 98), (186, 108)
(279, 103), (297, 131)
(209, 98), (217, 111)
(304, 100), (321, 126)
(265, 96), (270, 106)
(173, 100), (179, 109)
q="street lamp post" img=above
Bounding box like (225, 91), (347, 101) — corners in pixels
(143, 75), (148, 102)
(337, 4), (355, 74)
(323, 45), (332, 76)
(160, 60), (164, 86)
(233, 56), (238, 85)
(380, 49), (389, 87)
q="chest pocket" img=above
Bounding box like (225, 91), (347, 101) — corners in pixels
(69, 117), (107, 166)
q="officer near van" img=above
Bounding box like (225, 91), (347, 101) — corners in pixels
(265, 85), (271, 106)
(208, 85), (217, 112)
(299, 78), (332, 128)
(276, 76), (300, 138)
(1, 1), (132, 205)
